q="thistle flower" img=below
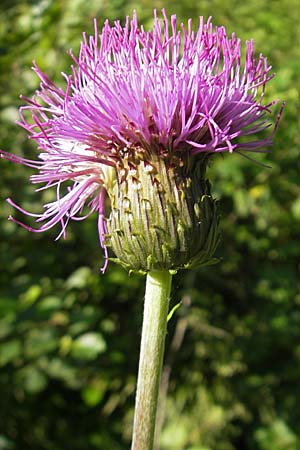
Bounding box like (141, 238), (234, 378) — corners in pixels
(1, 10), (282, 273)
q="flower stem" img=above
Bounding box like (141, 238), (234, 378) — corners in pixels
(131, 270), (172, 450)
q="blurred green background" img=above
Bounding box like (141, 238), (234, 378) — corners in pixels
(0, 0), (299, 449)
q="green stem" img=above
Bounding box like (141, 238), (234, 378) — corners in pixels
(131, 270), (172, 450)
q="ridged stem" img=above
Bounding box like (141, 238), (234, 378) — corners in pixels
(131, 270), (172, 450)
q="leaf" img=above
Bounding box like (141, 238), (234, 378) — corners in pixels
(81, 379), (107, 407)
(24, 328), (58, 359)
(17, 366), (47, 394)
(0, 340), (21, 366)
(71, 332), (106, 360)
(65, 267), (92, 289)
(167, 301), (182, 322)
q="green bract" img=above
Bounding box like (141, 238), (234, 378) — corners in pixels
(106, 153), (220, 273)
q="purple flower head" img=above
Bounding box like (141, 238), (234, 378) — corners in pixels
(1, 10), (283, 272)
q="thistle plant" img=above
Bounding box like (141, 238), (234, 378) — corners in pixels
(0, 10), (282, 450)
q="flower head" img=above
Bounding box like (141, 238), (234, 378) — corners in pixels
(1, 10), (282, 272)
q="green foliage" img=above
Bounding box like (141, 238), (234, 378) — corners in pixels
(0, 0), (299, 449)
(255, 420), (298, 450)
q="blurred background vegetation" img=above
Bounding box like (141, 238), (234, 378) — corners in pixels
(0, 0), (299, 449)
